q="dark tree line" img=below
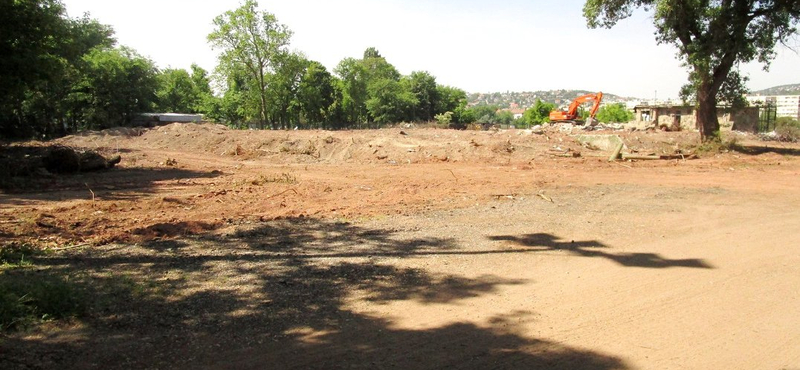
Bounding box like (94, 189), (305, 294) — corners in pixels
(0, 0), (472, 138)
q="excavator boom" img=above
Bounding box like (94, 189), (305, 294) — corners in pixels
(549, 92), (603, 122)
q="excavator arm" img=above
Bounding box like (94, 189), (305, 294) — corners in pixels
(549, 92), (604, 122)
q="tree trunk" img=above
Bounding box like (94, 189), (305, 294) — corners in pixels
(696, 82), (721, 142)
(259, 92), (267, 130)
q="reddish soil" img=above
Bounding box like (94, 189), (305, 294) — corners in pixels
(1, 123), (799, 369)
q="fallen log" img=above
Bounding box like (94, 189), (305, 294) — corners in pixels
(608, 142), (624, 162)
(622, 154), (661, 160)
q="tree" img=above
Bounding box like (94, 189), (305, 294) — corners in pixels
(189, 64), (215, 114)
(334, 57), (368, 126)
(584, 0), (800, 142)
(468, 105), (500, 126)
(297, 61), (337, 128)
(156, 68), (198, 113)
(407, 71), (439, 121)
(0, 0), (117, 138)
(208, 0), (292, 129)
(495, 110), (515, 125)
(436, 85), (468, 115)
(365, 78), (417, 125)
(77, 47), (159, 129)
(206, 70), (250, 128)
(522, 99), (555, 126)
(266, 52), (308, 129)
(596, 103), (634, 123)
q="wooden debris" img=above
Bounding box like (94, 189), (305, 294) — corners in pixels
(608, 142), (624, 162)
(622, 153), (699, 161)
(622, 154), (661, 160)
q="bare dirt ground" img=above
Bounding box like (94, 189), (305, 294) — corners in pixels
(1, 123), (799, 369)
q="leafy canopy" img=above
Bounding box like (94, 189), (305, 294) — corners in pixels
(596, 103), (634, 123)
(584, 0), (799, 141)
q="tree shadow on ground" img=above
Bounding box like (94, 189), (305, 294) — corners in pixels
(733, 144), (800, 156)
(1, 219), (630, 370)
(489, 233), (713, 269)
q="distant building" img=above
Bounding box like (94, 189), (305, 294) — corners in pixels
(745, 95), (800, 120)
(632, 104), (759, 132)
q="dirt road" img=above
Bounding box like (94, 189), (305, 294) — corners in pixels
(1, 124), (799, 369)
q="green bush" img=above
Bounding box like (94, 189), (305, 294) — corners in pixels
(596, 103), (634, 123)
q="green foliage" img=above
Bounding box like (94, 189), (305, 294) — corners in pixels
(495, 110), (515, 126)
(366, 78), (417, 125)
(265, 52), (308, 129)
(297, 61), (338, 128)
(407, 71), (439, 121)
(596, 103), (634, 123)
(435, 111), (453, 126)
(334, 57), (369, 125)
(0, 0), (120, 138)
(468, 105), (499, 125)
(188, 64), (216, 114)
(522, 99), (555, 126)
(436, 86), (468, 114)
(1, 0), (476, 136)
(156, 68), (198, 113)
(584, 0), (800, 142)
(208, 0), (292, 128)
(451, 106), (476, 129)
(77, 47), (159, 129)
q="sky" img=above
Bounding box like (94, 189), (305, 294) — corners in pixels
(61, 0), (800, 99)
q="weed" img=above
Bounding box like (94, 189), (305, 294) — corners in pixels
(251, 172), (298, 186)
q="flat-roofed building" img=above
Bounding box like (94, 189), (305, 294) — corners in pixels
(746, 95), (800, 120)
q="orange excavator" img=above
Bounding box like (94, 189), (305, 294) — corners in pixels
(549, 92), (603, 125)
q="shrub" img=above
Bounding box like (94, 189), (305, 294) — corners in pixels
(774, 117), (800, 142)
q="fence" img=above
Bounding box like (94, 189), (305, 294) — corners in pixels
(757, 103), (777, 133)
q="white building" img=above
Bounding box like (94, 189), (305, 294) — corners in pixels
(745, 95), (800, 120)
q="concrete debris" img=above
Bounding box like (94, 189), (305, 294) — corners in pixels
(759, 130), (797, 143)
(558, 123), (575, 133)
(575, 134), (626, 152)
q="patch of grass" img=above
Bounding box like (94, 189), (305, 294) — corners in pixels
(0, 269), (86, 332)
(695, 133), (745, 154)
(0, 243), (44, 267)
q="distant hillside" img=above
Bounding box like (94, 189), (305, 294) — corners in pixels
(467, 90), (637, 109)
(751, 83), (800, 96)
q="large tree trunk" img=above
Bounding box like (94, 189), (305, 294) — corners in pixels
(696, 81), (721, 142)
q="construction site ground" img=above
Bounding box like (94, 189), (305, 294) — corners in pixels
(1, 123), (799, 369)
